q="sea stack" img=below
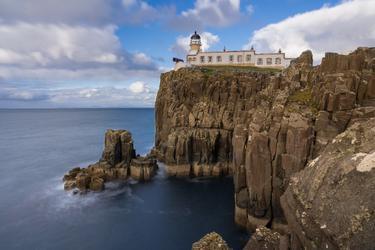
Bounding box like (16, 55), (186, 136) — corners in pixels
(63, 129), (158, 192)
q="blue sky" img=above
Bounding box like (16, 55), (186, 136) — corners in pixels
(0, 0), (374, 108)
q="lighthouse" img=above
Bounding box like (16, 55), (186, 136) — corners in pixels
(189, 31), (202, 54)
(174, 31), (294, 70)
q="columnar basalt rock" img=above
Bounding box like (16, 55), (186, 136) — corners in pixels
(63, 129), (158, 192)
(130, 156), (158, 181)
(101, 129), (135, 166)
(155, 67), (279, 177)
(280, 118), (375, 250)
(155, 47), (375, 247)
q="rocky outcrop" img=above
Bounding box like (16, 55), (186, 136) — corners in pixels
(155, 66), (280, 177)
(192, 232), (230, 250)
(63, 129), (157, 192)
(130, 156), (158, 181)
(155, 47), (375, 247)
(234, 46), (375, 232)
(243, 226), (289, 250)
(281, 118), (375, 249)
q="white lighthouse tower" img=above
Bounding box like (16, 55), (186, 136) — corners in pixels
(189, 31), (202, 54)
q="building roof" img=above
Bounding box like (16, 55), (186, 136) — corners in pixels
(191, 31), (200, 40)
(187, 50), (290, 57)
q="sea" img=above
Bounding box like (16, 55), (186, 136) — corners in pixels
(0, 108), (248, 250)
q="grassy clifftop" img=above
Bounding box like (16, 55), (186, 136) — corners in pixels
(199, 65), (282, 74)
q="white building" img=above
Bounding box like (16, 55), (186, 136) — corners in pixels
(174, 31), (294, 70)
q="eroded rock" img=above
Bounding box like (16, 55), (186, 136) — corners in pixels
(192, 232), (230, 250)
(281, 118), (375, 250)
(63, 129), (158, 193)
(155, 48), (375, 241)
(243, 226), (288, 250)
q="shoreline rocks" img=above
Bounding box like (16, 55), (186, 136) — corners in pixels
(243, 227), (288, 250)
(192, 232), (230, 250)
(63, 129), (158, 193)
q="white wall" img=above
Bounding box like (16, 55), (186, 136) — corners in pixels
(187, 50), (292, 68)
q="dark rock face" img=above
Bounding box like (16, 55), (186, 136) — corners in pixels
(101, 129), (135, 166)
(155, 47), (375, 248)
(192, 232), (230, 250)
(155, 67), (280, 176)
(63, 130), (157, 192)
(281, 118), (375, 250)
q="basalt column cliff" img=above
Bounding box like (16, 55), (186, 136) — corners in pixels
(155, 47), (375, 249)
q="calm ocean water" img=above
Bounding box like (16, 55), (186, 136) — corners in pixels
(0, 109), (247, 250)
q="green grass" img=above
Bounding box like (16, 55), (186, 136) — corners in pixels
(288, 88), (319, 114)
(288, 89), (313, 103)
(199, 65), (282, 74)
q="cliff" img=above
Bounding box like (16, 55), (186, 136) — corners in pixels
(155, 47), (375, 249)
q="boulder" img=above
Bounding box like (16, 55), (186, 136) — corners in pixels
(243, 227), (289, 250)
(192, 232), (230, 250)
(89, 177), (104, 191)
(76, 173), (90, 191)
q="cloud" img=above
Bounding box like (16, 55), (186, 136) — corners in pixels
(246, 4), (254, 15)
(0, 85), (157, 108)
(122, 0), (137, 8)
(0, 22), (161, 82)
(49, 86), (156, 107)
(0, 0), (113, 25)
(129, 81), (150, 94)
(119, 0), (175, 25)
(170, 0), (245, 30)
(244, 0), (375, 63)
(0, 87), (48, 101)
(0, 23), (121, 67)
(0, 0), (175, 26)
(0, 0), (167, 108)
(132, 53), (152, 65)
(171, 32), (220, 57)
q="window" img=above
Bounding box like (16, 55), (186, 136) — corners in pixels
(257, 58), (263, 65)
(208, 56), (212, 63)
(217, 56), (222, 62)
(266, 58), (272, 65)
(246, 54), (251, 62)
(275, 58), (281, 65)
(200, 56), (205, 63)
(229, 55), (234, 62)
(237, 55), (243, 63)
(188, 57), (196, 63)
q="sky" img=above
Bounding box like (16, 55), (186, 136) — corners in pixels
(0, 0), (374, 108)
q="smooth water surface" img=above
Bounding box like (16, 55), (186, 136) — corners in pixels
(0, 109), (247, 250)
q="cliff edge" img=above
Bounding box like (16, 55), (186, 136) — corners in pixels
(155, 47), (375, 249)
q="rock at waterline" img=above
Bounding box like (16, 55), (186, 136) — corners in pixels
(63, 129), (158, 193)
(243, 226), (288, 250)
(192, 232), (231, 250)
